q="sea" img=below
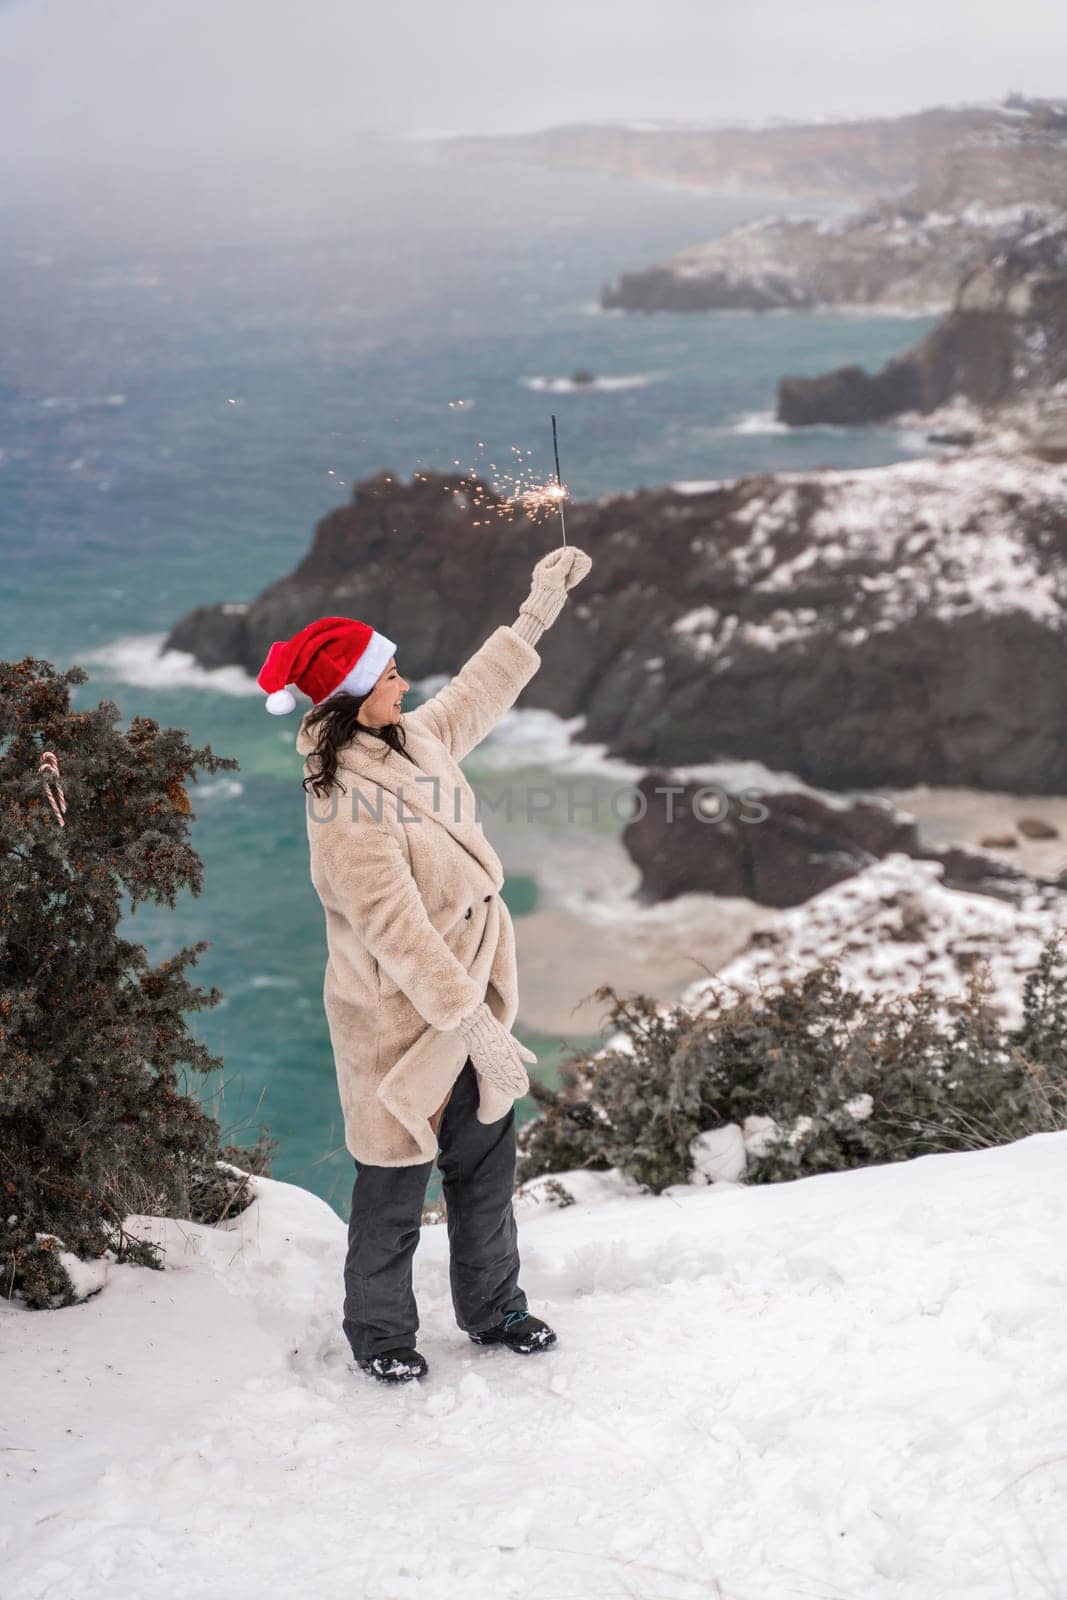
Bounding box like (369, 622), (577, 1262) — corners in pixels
(0, 142), (940, 1210)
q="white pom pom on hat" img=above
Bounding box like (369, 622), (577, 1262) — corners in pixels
(265, 688), (297, 716)
(256, 616), (397, 716)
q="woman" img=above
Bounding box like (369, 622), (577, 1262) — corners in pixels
(256, 544), (593, 1384)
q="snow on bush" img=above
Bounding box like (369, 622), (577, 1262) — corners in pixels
(518, 932), (1067, 1196)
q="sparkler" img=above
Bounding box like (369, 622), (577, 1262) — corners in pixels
(551, 413), (568, 547)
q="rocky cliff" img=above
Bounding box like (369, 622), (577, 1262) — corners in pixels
(165, 450), (1067, 794)
(599, 98), (1067, 315)
(600, 201), (1042, 314)
(438, 105), (998, 203)
(777, 215), (1067, 423)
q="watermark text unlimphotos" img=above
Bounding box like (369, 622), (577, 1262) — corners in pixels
(307, 778), (771, 826)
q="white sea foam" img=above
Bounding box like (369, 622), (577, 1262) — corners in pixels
(672, 477), (743, 494)
(40, 392), (128, 414)
(729, 409), (791, 434)
(726, 411), (947, 452)
(895, 426), (941, 453)
(476, 704), (856, 800)
(521, 373), (655, 393)
(810, 300), (950, 319)
(194, 778), (245, 800)
(411, 671), (449, 697)
(474, 705), (644, 781)
(80, 633), (260, 697)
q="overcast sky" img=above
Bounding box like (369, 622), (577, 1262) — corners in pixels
(1, 0), (1063, 173)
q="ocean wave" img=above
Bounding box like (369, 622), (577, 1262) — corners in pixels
(80, 633), (260, 697)
(895, 426), (942, 453)
(194, 778), (245, 800)
(811, 301), (948, 320)
(727, 410), (939, 447)
(673, 478), (741, 495)
(728, 410), (792, 435)
(475, 706), (645, 781)
(39, 393), (126, 413)
(521, 373), (655, 394)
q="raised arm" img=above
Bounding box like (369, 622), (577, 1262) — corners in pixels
(406, 545), (592, 763)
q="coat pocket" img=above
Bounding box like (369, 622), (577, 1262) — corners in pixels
(373, 899), (481, 1001)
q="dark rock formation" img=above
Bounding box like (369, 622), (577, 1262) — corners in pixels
(779, 362), (921, 426)
(1017, 816), (1059, 839)
(166, 471), (542, 685)
(926, 430), (977, 447)
(164, 451), (1067, 793)
(602, 264), (811, 313)
(777, 217), (1067, 423)
(620, 777), (1056, 907)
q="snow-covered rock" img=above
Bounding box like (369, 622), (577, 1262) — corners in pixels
(167, 449), (1067, 791)
(682, 851), (1067, 1031)
(514, 1164), (646, 1211)
(689, 1122), (747, 1183)
(599, 98), (1067, 318)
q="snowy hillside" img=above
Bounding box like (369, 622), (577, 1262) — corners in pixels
(3, 1133), (1066, 1599)
(670, 452), (1067, 664)
(682, 851), (1067, 1031)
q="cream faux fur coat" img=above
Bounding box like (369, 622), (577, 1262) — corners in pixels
(295, 623), (542, 1167)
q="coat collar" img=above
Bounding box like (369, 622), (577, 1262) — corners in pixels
(296, 712), (503, 885)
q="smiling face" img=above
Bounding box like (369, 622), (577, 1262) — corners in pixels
(357, 656), (410, 729)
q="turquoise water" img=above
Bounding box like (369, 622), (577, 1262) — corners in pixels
(0, 147), (939, 1210)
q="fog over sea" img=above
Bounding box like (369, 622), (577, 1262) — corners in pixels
(0, 143), (939, 1208)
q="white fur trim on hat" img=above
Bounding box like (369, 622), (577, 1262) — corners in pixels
(324, 629), (397, 703)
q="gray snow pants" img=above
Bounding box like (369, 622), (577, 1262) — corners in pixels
(342, 1056), (529, 1360)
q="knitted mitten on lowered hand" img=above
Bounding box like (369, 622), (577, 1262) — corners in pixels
(513, 546), (593, 646)
(454, 1001), (537, 1097)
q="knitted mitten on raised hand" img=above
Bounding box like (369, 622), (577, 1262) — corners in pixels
(513, 546), (593, 646)
(454, 1001), (537, 1097)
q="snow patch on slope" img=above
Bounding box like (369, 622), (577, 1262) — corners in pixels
(683, 851), (1067, 1029)
(672, 453), (1067, 663)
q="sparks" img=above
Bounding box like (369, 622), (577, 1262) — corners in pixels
(506, 477), (570, 522)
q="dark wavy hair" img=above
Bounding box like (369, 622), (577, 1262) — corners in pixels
(301, 692), (415, 799)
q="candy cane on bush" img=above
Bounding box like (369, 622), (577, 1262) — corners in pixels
(38, 750), (67, 828)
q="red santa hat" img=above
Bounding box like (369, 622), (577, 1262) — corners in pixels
(256, 616), (398, 715)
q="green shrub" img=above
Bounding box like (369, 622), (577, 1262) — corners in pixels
(517, 938), (1067, 1194)
(0, 657), (273, 1307)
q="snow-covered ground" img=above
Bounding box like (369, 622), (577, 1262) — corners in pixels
(4, 1133), (1066, 1600)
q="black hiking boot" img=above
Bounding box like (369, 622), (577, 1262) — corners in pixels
(469, 1310), (557, 1353)
(356, 1347), (428, 1384)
